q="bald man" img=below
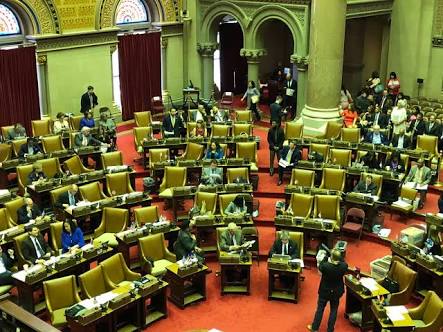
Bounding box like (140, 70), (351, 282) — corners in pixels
(17, 198), (41, 224)
(55, 184), (80, 209)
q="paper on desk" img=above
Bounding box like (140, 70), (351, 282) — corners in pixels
(0, 189), (9, 196)
(404, 182), (428, 191)
(278, 159), (289, 168)
(378, 228), (391, 238)
(360, 277), (378, 291)
(386, 306), (408, 314)
(392, 199), (411, 208)
(290, 258), (304, 268)
(386, 306), (408, 322)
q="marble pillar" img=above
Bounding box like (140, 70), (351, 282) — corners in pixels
(197, 42), (218, 99)
(240, 48), (267, 86)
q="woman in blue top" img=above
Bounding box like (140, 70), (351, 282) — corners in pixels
(205, 142), (224, 160)
(79, 111), (95, 129)
(61, 219), (85, 253)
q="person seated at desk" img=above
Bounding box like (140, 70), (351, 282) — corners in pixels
(224, 195), (248, 216)
(79, 111), (95, 130)
(191, 120), (207, 138)
(174, 219), (204, 262)
(61, 219), (85, 253)
(190, 105), (207, 122)
(7, 123), (27, 140)
(390, 128), (411, 149)
(22, 225), (53, 265)
(269, 230), (299, 259)
(98, 109), (117, 147)
(405, 158), (431, 209)
(17, 197), (41, 224)
(162, 108), (184, 138)
(423, 225), (442, 256)
(205, 142), (224, 160)
(384, 151), (405, 173)
(340, 102), (358, 128)
(360, 151), (380, 169)
(201, 159), (223, 185)
(53, 112), (70, 134)
(74, 126), (102, 148)
(211, 106), (227, 123)
(365, 105), (389, 129)
(56, 184), (79, 209)
(0, 245), (16, 285)
(425, 114), (441, 137)
(353, 174), (377, 195)
(220, 222), (245, 252)
(277, 141), (302, 186)
(364, 125), (388, 145)
(28, 162), (47, 184)
(18, 137), (42, 159)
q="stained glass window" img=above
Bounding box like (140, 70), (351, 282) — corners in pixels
(0, 4), (20, 36)
(116, 0), (148, 25)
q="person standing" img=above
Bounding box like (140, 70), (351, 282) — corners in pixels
(80, 86), (98, 114)
(307, 249), (348, 332)
(283, 74), (297, 119)
(241, 81), (260, 121)
(268, 121), (285, 176)
(162, 109), (184, 138)
(270, 95), (283, 125)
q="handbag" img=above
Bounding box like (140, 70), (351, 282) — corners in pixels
(380, 276), (399, 293)
(251, 95), (259, 104)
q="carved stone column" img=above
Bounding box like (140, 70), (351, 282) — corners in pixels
(240, 48), (267, 86)
(197, 42), (218, 99)
(290, 54), (309, 118)
(37, 54), (48, 116)
(161, 37), (168, 91)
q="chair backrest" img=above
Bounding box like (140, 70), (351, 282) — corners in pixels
(310, 143), (330, 159)
(50, 185), (71, 208)
(134, 111), (152, 127)
(329, 149), (352, 167)
(134, 206), (159, 226)
(0, 143), (12, 163)
(183, 143), (204, 160)
(79, 266), (110, 299)
(1, 126), (14, 140)
(276, 230), (304, 258)
(341, 128), (360, 143)
(0, 208), (9, 232)
(32, 119), (52, 137)
(219, 193), (241, 216)
(101, 151), (123, 168)
(11, 138), (27, 157)
(212, 124), (230, 137)
(345, 208), (365, 224)
(134, 127), (152, 151)
(195, 191), (217, 214)
(417, 135), (438, 155)
(233, 123), (252, 136)
(106, 172), (133, 196)
(187, 122), (197, 137)
(289, 193), (313, 219)
(41, 135), (64, 153)
(79, 181), (105, 202)
(149, 148), (170, 168)
(391, 261), (417, 305)
(236, 110), (252, 122)
(285, 122), (303, 139)
(16, 164), (34, 194)
(236, 142), (257, 163)
(400, 186), (418, 202)
(162, 166), (187, 190)
(421, 291), (443, 325)
(101, 207), (128, 233)
(50, 221), (63, 252)
(139, 233), (166, 262)
(99, 253), (126, 285)
(69, 115), (83, 131)
(361, 172), (383, 197)
(323, 121), (343, 139)
(290, 169), (315, 187)
(320, 168), (346, 191)
(226, 167), (249, 184)
(40, 158), (62, 178)
(63, 155), (88, 175)
(4, 197), (24, 226)
(14, 233), (29, 267)
(314, 195), (340, 223)
(43, 275), (79, 314)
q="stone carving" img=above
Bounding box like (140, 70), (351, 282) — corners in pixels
(432, 37), (443, 48)
(25, 0), (59, 33)
(56, 0), (96, 31)
(240, 48), (267, 61)
(37, 54), (47, 64)
(35, 31), (118, 51)
(161, 37), (168, 49)
(197, 42), (219, 56)
(346, 0), (393, 18)
(433, 0), (443, 40)
(290, 54), (309, 70)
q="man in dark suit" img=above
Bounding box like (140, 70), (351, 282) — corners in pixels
(269, 230), (299, 259)
(0, 245), (16, 285)
(268, 121), (285, 176)
(55, 184), (79, 209)
(282, 74), (297, 119)
(270, 95), (283, 125)
(80, 86), (98, 114)
(278, 141), (302, 185)
(307, 249), (348, 332)
(408, 112), (426, 147)
(390, 128), (411, 149)
(364, 125), (388, 145)
(22, 225), (53, 264)
(162, 109), (184, 138)
(220, 222), (245, 252)
(376, 89), (391, 112)
(27, 162), (47, 184)
(17, 198), (41, 224)
(353, 175), (378, 195)
(74, 127), (102, 148)
(366, 106), (389, 129)
(18, 138), (42, 159)
(425, 114), (441, 137)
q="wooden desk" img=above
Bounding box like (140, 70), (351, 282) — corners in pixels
(371, 302), (415, 332)
(267, 258), (301, 303)
(165, 263), (208, 309)
(344, 275), (390, 331)
(220, 253), (252, 295)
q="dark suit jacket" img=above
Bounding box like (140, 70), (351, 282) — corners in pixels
(270, 102), (283, 123)
(280, 146), (302, 165)
(220, 229), (244, 252)
(269, 239), (299, 259)
(376, 95), (391, 112)
(353, 180), (378, 195)
(174, 230), (197, 260)
(22, 235), (52, 264)
(384, 158), (406, 173)
(27, 171), (47, 184)
(390, 134), (411, 149)
(318, 259), (348, 300)
(364, 132), (388, 145)
(17, 205), (41, 225)
(0, 252), (15, 272)
(425, 122), (441, 137)
(267, 127), (285, 150)
(18, 144), (42, 159)
(55, 191), (80, 209)
(408, 119), (426, 136)
(162, 115), (184, 138)
(366, 112), (389, 129)
(284, 79), (297, 98)
(74, 133), (101, 148)
(80, 92), (98, 114)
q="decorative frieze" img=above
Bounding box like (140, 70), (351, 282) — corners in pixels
(197, 42), (219, 57)
(346, 0), (393, 19)
(240, 48), (267, 62)
(290, 54), (309, 71)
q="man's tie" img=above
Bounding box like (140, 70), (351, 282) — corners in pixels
(171, 116), (175, 128)
(283, 244), (287, 255)
(69, 193), (74, 206)
(33, 238), (44, 258)
(375, 113), (379, 125)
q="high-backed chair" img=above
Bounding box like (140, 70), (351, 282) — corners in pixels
(417, 135), (439, 156)
(276, 230), (304, 258)
(134, 111), (152, 127)
(106, 172), (134, 196)
(194, 191), (217, 215)
(356, 150), (368, 163)
(220, 92), (234, 110)
(212, 124), (230, 137)
(14, 233), (32, 268)
(186, 122), (197, 137)
(63, 155), (93, 174)
(1, 126), (14, 140)
(178, 143), (204, 161)
(69, 115), (83, 131)
(79, 181), (108, 202)
(235, 110), (252, 122)
(233, 123), (253, 136)
(320, 121), (342, 140)
(50, 221), (63, 252)
(50, 185), (70, 209)
(41, 135), (65, 153)
(0, 208), (9, 232)
(43, 276), (81, 328)
(4, 197), (24, 227)
(341, 128), (361, 143)
(159, 166), (187, 198)
(236, 142), (258, 171)
(149, 148), (170, 169)
(11, 138), (27, 157)
(314, 195), (341, 229)
(310, 143), (330, 160)
(408, 290), (443, 332)
(138, 233), (176, 276)
(288, 193), (313, 219)
(227, 167), (249, 184)
(290, 169), (315, 187)
(79, 265), (115, 299)
(0, 143), (12, 163)
(386, 152), (410, 174)
(319, 168), (346, 191)
(219, 193), (242, 216)
(361, 172), (383, 197)
(134, 206), (159, 226)
(285, 122), (303, 140)
(32, 119), (52, 137)
(134, 126), (152, 153)
(379, 261), (417, 305)
(391, 186), (418, 216)
(94, 207), (128, 247)
(99, 253), (141, 288)
(342, 208), (365, 241)
(151, 97), (164, 117)
(40, 157), (62, 178)
(16, 164), (34, 195)
(329, 149), (352, 167)
(101, 151), (123, 169)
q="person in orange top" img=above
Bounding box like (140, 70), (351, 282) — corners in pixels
(340, 102), (358, 128)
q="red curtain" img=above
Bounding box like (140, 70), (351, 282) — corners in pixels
(118, 32), (161, 121)
(0, 46), (40, 134)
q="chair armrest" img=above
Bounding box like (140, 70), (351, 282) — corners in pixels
(164, 249), (176, 262)
(140, 257), (153, 275)
(103, 272), (118, 289)
(389, 286), (411, 305)
(125, 269), (141, 281)
(94, 221), (105, 238)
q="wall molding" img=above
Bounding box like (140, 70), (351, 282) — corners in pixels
(346, 0), (393, 19)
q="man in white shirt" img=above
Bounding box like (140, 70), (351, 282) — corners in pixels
(269, 230), (299, 259)
(21, 226), (52, 264)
